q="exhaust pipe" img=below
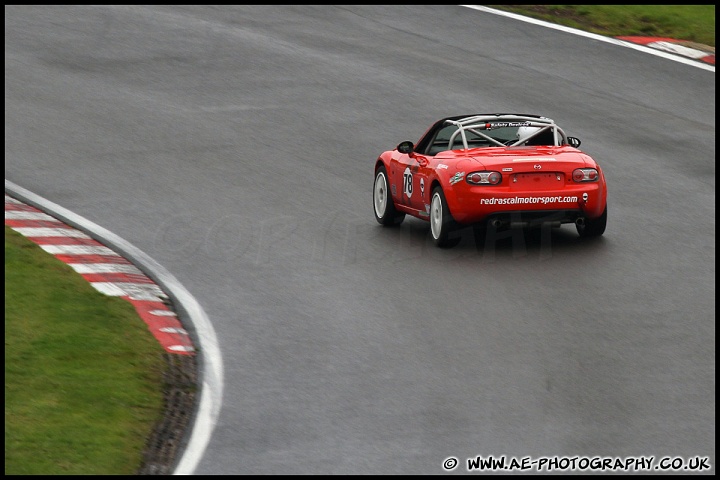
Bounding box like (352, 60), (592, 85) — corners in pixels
(575, 217), (585, 226)
(489, 219), (502, 228)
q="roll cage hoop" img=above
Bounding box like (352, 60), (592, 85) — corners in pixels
(443, 114), (568, 150)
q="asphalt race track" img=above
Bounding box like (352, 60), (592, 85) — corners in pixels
(5, 5), (715, 475)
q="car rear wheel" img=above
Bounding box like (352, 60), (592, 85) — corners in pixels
(577, 205), (607, 237)
(430, 186), (459, 248)
(374, 165), (405, 226)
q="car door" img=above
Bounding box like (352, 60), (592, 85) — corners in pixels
(392, 150), (431, 216)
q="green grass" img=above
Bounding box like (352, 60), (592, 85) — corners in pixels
(4, 226), (166, 475)
(490, 5), (715, 47)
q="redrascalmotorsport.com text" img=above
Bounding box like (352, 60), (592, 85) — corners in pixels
(441, 455), (712, 473)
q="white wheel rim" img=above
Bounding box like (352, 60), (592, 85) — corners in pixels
(430, 192), (442, 239)
(374, 171), (387, 218)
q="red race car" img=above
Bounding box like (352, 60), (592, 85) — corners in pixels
(373, 113), (608, 247)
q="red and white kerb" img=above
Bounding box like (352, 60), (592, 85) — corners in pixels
(4, 194), (195, 356)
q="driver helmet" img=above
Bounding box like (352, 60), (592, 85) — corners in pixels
(517, 125), (541, 142)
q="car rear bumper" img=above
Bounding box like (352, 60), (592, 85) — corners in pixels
(447, 183), (606, 225)
(482, 209), (584, 228)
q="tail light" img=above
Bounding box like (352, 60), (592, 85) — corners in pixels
(466, 171), (502, 185)
(572, 168), (598, 182)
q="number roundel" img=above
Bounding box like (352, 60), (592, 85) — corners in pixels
(403, 167), (413, 198)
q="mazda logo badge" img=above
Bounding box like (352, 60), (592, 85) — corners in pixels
(534, 164), (542, 170)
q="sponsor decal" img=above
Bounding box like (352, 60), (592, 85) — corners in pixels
(534, 164), (542, 170)
(449, 172), (465, 185)
(420, 178), (425, 196)
(391, 184), (397, 195)
(438, 164), (449, 170)
(480, 195), (578, 205)
(502, 167), (513, 172)
(485, 121), (531, 129)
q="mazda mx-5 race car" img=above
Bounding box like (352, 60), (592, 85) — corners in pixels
(373, 113), (608, 247)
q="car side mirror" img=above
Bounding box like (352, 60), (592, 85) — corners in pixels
(397, 141), (414, 154)
(567, 136), (581, 148)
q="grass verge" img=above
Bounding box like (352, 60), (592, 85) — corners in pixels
(4, 226), (166, 475)
(489, 5), (715, 48)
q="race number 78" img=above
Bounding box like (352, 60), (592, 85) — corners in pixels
(403, 167), (413, 197)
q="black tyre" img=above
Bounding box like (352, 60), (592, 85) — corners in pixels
(430, 186), (459, 248)
(373, 165), (405, 226)
(577, 205), (607, 237)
